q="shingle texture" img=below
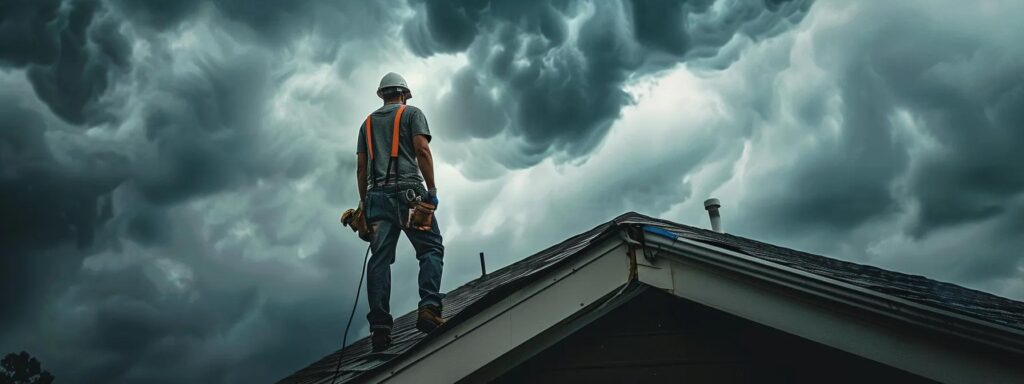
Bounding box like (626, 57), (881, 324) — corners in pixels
(279, 212), (1024, 384)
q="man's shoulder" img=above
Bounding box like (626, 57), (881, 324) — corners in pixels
(396, 105), (426, 128)
(402, 104), (423, 116)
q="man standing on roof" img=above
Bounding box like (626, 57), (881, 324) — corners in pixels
(356, 72), (445, 352)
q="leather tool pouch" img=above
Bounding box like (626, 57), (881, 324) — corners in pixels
(408, 201), (436, 231)
(341, 207), (373, 242)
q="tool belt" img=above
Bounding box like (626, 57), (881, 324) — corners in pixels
(370, 183), (435, 232)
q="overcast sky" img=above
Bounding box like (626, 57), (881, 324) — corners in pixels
(2, 0), (1023, 382)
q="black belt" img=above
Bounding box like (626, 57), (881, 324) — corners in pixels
(370, 182), (424, 198)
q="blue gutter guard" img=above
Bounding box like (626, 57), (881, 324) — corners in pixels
(642, 225), (679, 240)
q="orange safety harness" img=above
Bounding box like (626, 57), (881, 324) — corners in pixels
(364, 104), (406, 187)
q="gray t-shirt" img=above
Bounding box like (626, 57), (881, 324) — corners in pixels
(356, 103), (431, 186)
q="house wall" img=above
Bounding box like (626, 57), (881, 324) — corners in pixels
(495, 289), (933, 384)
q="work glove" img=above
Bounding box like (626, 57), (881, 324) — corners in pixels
(426, 188), (439, 207)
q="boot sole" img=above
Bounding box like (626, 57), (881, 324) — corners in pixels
(371, 333), (392, 352)
(416, 318), (441, 334)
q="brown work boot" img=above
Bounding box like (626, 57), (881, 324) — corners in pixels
(371, 329), (391, 352)
(416, 305), (444, 334)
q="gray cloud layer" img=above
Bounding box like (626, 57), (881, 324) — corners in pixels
(732, 1), (1024, 286)
(2, 0), (1023, 383)
(407, 0), (810, 168)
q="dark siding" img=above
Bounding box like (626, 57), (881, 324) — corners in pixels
(495, 290), (934, 384)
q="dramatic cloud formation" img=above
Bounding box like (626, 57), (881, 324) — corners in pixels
(723, 1), (1024, 290)
(2, 0), (1023, 382)
(406, 0), (810, 170)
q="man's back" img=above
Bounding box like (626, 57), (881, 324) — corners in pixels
(357, 103), (431, 186)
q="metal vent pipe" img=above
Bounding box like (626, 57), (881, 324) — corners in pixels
(704, 198), (722, 233)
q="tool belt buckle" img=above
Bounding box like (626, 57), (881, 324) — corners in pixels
(403, 189), (418, 203)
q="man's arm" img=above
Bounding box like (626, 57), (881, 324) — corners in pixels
(357, 152), (368, 202)
(413, 135), (435, 190)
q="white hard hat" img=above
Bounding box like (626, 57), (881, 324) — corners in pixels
(377, 72), (412, 99)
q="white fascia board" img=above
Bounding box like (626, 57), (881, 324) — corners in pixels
(359, 236), (630, 384)
(639, 233), (1024, 383)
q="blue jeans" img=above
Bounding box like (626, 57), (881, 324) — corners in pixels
(363, 185), (444, 332)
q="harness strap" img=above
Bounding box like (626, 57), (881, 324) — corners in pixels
(364, 115), (374, 161)
(365, 105), (407, 187)
(391, 105), (406, 158)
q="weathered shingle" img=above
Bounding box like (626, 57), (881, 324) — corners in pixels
(278, 212), (1024, 383)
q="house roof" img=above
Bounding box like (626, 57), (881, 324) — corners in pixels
(278, 211), (1024, 384)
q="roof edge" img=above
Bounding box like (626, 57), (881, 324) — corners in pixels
(333, 218), (634, 383)
(639, 228), (1024, 355)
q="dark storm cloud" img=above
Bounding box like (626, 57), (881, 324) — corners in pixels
(133, 52), (273, 205)
(0, 98), (125, 329)
(3, 0), (396, 126)
(406, 0), (811, 169)
(744, 59), (910, 235)
(0, 0), (62, 67)
(107, 0), (202, 31)
(5, 0), (1024, 383)
(885, 47), (1024, 235)
(0, 1), (812, 381)
(1, 0), (131, 125)
(1, 0), (402, 382)
(111, 0), (396, 50)
(737, 1), (1024, 245)
(26, 0), (132, 125)
(39, 212), (363, 383)
(695, 1), (1024, 296)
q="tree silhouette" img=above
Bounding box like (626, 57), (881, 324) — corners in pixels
(0, 351), (54, 384)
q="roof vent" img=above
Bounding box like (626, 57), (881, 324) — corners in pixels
(704, 198), (722, 233)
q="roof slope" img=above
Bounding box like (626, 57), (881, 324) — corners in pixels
(279, 215), (620, 384)
(279, 212), (1024, 384)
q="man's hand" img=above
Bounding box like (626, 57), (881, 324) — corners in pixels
(426, 188), (439, 207)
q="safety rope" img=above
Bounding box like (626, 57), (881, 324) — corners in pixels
(331, 104), (406, 383)
(329, 244), (372, 384)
